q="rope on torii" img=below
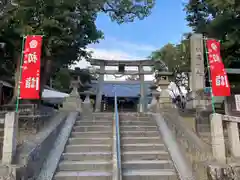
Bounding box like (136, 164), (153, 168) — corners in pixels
(113, 74), (125, 78)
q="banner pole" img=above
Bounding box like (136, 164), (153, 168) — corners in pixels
(203, 37), (216, 113)
(15, 36), (26, 113)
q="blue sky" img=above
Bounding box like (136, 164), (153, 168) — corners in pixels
(76, 0), (191, 79)
(88, 0), (191, 60)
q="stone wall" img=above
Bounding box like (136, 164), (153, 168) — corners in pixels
(0, 112), (68, 180)
(207, 163), (240, 180)
(160, 107), (214, 180)
(16, 112), (67, 179)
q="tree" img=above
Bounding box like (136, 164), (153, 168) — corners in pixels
(0, 0), (155, 102)
(150, 39), (191, 95)
(101, 0), (155, 23)
(0, 0), (102, 102)
(52, 68), (71, 93)
(151, 43), (178, 72)
(0, 0), (17, 14)
(52, 67), (94, 93)
(185, 0), (240, 67)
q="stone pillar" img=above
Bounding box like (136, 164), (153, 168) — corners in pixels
(95, 62), (105, 112)
(82, 91), (93, 115)
(227, 121), (240, 158)
(62, 82), (82, 112)
(2, 112), (18, 164)
(188, 72), (192, 91)
(158, 76), (171, 108)
(0, 83), (3, 105)
(210, 113), (226, 163)
(224, 97), (230, 115)
(223, 97), (240, 157)
(190, 34), (205, 108)
(149, 91), (160, 112)
(159, 88), (171, 108)
(139, 65), (145, 112)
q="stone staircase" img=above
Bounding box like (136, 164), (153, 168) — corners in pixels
(52, 112), (178, 180)
(119, 113), (178, 180)
(53, 113), (113, 180)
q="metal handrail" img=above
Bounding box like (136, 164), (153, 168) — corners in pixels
(114, 92), (122, 180)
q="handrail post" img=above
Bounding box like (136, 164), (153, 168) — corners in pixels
(112, 92), (122, 180)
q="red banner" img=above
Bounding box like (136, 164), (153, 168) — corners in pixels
(206, 39), (230, 96)
(19, 35), (42, 99)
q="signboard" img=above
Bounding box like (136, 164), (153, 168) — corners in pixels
(190, 34), (205, 92)
(206, 39), (231, 96)
(235, 95), (240, 112)
(19, 35), (42, 99)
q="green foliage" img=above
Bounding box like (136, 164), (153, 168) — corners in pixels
(0, 0), (155, 89)
(52, 67), (95, 92)
(71, 67), (94, 85)
(150, 38), (191, 91)
(52, 68), (71, 92)
(150, 40), (190, 72)
(185, 0), (240, 67)
(102, 0), (155, 23)
(0, 0), (102, 63)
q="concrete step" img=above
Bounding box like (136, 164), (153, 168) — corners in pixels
(58, 161), (111, 171)
(54, 171), (112, 180)
(119, 113), (151, 117)
(75, 121), (112, 126)
(93, 112), (113, 116)
(65, 144), (112, 152)
(62, 152), (112, 161)
(80, 117), (112, 121)
(120, 126), (158, 131)
(120, 117), (151, 121)
(121, 137), (162, 144)
(71, 131), (112, 138)
(120, 121), (156, 125)
(73, 125), (112, 132)
(54, 170), (177, 180)
(121, 131), (159, 137)
(91, 115), (114, 120)
(77, 117), (113, 121)
(79, 118), (112, 122)
(122, 160), (173, 170)
(122, 151), (170, 161)
(68, 137), (111, 145)
(121, 144), (166, 151)
(122, 169), (177, 180)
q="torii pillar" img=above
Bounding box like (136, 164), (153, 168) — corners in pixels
(139, 64), (145, 112)
(95, 61), (105, 112)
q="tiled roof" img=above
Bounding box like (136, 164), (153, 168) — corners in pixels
(90, 81), (153, 97)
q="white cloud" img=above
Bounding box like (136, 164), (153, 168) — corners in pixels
(70, 47), (154, 81)
(70, 36), (157, 81)
(107, 37), (157, 52)
(87, 47), (144, 61)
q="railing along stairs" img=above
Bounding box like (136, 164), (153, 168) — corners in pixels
(112, 92), (122, 180)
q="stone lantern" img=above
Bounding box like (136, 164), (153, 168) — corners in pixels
(80, 90), (94, 114)
(62, 81), (82, 112)
(156, 72), (173, 106)
(148, 84), (161, 112)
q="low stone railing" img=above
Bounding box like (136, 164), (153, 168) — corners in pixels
(210, 113), (240, 163)
(160, 105), (214, 180)
(0, 104), (56, 132)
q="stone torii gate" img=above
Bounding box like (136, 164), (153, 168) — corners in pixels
(89, 58), (155, 112)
